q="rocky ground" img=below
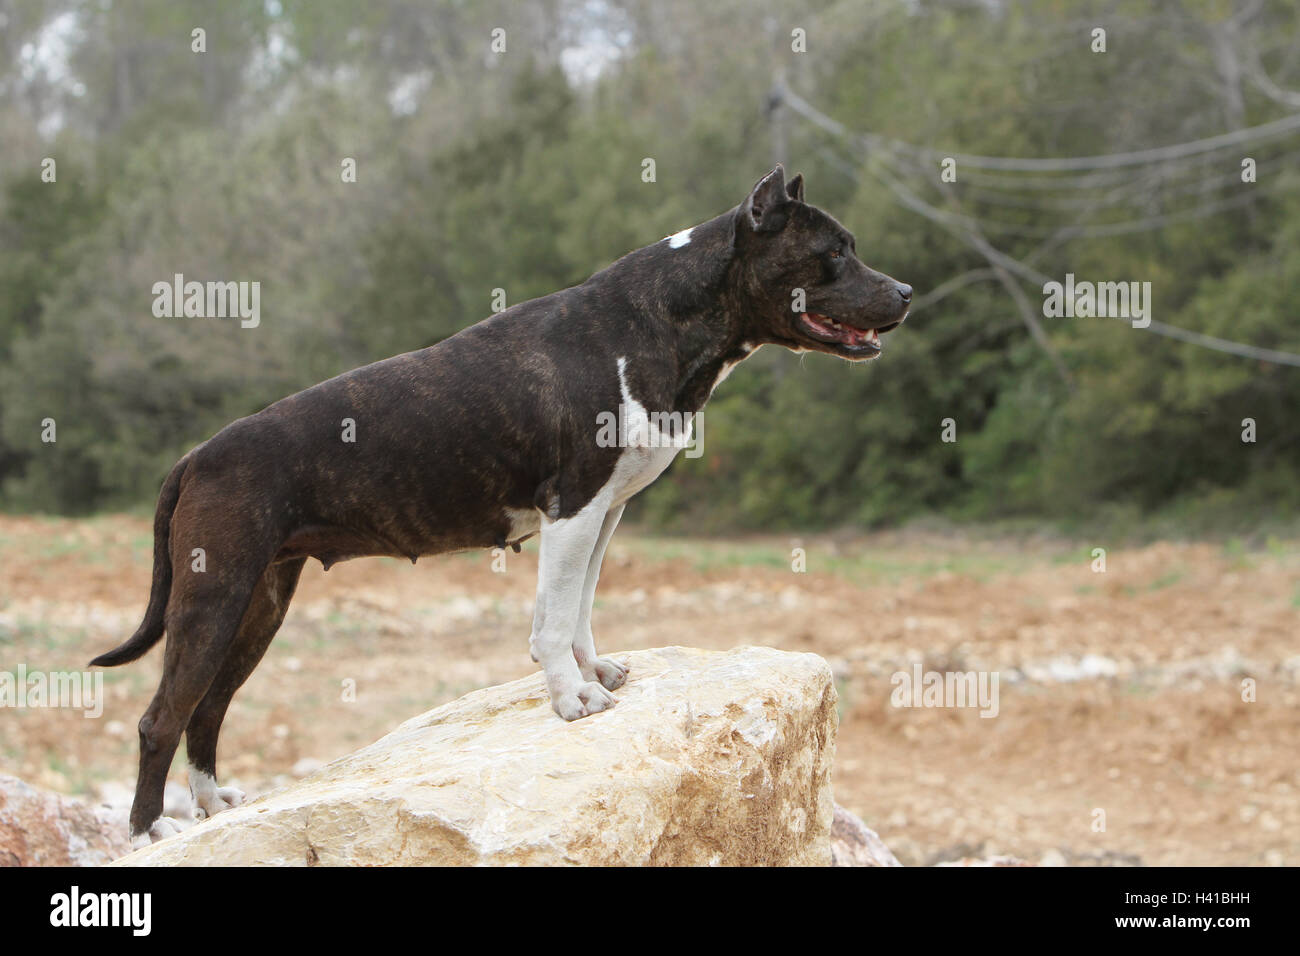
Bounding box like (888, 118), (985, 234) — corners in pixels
(1, 514), (1297, 865)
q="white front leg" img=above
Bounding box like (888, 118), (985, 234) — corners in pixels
(531, 495), (620, 721)
(571, 503), (629, 690)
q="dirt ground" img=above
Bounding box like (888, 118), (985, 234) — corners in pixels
(1, 513), (1297, 865)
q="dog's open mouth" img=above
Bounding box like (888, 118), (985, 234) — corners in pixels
(798, 312), (904, 355)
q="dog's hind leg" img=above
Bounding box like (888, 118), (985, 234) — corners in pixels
(570, 503), (629, 691)
(130, 587), (260, 847)
(129, 500), (276, 847)
(184, 557), (306, 822)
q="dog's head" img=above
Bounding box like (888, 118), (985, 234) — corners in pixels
(731, 165), (911, 360)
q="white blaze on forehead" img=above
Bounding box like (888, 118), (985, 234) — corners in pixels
(666, 227), (693, 249)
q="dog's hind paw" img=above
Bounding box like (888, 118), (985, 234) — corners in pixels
(193, 785), (245, 821)
(131, 816), (184, 849)
(590, 657), (629, 691)
(190, 768), (246, 821)
(552, 681), (618, 721)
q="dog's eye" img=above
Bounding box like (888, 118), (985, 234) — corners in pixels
(828, 250), (842, 260)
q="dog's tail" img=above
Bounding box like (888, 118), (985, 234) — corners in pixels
(89, 454), (190, 668)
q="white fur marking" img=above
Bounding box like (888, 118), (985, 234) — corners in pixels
(666, 227), (693, 249)
(529, 356), (695, 720)
(504, 507), (541, 540)
(709, 342), (759, 395)
(711, 359), (743, 391)
(531, 494), (620, 720)
(188, 765), (245, 821)
(612, 356), (689, 504)
(131, 816), (183, 848)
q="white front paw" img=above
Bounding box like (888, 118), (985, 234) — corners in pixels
(551, 681), (618, 721)
(591, 657), (629, 691)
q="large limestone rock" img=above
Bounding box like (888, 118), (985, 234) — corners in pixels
(116, 645), (837, 866)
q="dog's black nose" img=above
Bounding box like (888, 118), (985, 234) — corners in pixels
(895, 283), (913, 303)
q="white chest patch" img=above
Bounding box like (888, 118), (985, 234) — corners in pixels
(506, 358), (692, 533)
(666, 227), (693, 249)
(606, 356), (690, 506)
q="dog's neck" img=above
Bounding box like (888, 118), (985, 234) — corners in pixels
(606, 208), (759, 412)
(671, 302), (756, 413)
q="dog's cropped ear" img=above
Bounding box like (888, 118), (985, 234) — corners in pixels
(743, 165), (791, 232)
(786, 172), (804, 203)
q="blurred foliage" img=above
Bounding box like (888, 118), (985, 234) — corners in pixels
(1, 0), (1298, 531)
